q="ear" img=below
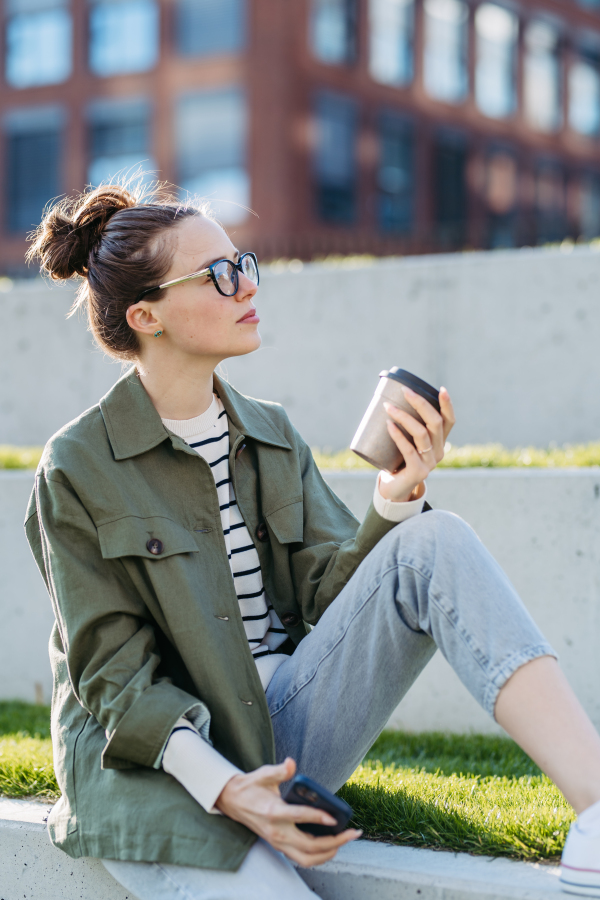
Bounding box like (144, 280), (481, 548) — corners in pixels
(127, 301), (162, 336)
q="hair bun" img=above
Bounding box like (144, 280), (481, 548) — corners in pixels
(27, 184), (138, 280)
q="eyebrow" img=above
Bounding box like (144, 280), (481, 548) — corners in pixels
(200, 248), (240, 271)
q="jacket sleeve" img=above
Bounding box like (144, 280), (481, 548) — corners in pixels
(27, 472), (210, 771)
(290, 436), (407, 624)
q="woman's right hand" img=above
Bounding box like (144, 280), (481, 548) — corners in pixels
(215, 757), (361, 867)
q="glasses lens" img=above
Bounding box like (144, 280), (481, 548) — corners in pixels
(213, 261), (237, 296)
(241, 254), (259, 285)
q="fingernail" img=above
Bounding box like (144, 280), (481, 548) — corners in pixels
(383, 401), (397, 412)
(404, 387), (416, 396)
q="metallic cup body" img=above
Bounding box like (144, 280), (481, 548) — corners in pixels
(350, 376), (428, 473)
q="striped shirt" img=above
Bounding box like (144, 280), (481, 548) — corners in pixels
(162, 396), (289, 677)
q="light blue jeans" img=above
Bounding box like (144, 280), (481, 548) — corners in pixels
(104, 511), (555, 899)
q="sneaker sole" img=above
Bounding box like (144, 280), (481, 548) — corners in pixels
(560, 873), (600, 897)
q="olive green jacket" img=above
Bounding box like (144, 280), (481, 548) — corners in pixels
(25, 367), (399, 870)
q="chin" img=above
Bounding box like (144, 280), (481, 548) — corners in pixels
(227, 332), (262, 359)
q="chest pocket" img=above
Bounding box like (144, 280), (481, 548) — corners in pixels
(97, 515), (200, 560)
(265, 498), (303, 545)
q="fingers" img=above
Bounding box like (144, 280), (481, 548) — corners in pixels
(399, 388), (445, 457)
(385, 418), (428, 470)
(384, 403), (439, 465)
(254, 757), (296, 789)
(271, 800), (337, 827)
(277, 826), (362, 868)
(439, 386), (456, 441)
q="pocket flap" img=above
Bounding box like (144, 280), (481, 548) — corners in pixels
(98, 516), (199, 560)
(265, 500), (304, 545)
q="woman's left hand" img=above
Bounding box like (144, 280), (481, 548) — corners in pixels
(378, 386), (456, 503)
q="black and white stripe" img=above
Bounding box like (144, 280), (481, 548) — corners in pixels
(162, 397), (287, 661)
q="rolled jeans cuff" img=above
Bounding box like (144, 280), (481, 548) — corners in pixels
(483, 641), (558, 720)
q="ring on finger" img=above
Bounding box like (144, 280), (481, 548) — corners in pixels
(417, 444), (434, 456)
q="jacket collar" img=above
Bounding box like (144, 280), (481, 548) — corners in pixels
(100, 368), (291, 461)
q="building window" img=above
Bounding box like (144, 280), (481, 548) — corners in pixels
(524, 22), (561, 133)
(176, 0), (245, 57)
(310, 0), (357, 65)
(434, 131), (467, 246)
(89, 0), (159, 77)
(569, 48), (600, 137)
(5, 0), (72, 89)
(369, 0), (414, 87)
(535, 161), (566, 243)
(314, 91), (358, 224)
(87, 98), (154, 186)
(4, 106), (63, 234)
(176, 87), (249, 225)
(485, 149), (518, 247)
(578, 172), (600, 239)
(378, 113), (414, 232)
(475, 4), (518, 119)
(424, 0), (468, 104)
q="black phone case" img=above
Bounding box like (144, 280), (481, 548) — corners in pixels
(282, 774), (353, 836)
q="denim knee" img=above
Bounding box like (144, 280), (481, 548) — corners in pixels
(395, 507), (475, 539)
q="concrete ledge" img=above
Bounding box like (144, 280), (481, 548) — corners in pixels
(0, 799), (130, 900)
(0, 799), (562, 900)
(299, 841), (561, 899)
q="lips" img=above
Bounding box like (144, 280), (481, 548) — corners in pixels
(237, 308), (259, 324)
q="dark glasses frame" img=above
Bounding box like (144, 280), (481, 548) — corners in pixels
(135, 251), (259, 303)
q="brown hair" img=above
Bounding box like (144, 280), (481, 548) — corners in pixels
(26, 182), (208, 361)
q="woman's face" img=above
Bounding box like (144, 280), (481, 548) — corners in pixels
(130, 215), (261, 363)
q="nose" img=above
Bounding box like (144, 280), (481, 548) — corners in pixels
(235, 271), (258, 301)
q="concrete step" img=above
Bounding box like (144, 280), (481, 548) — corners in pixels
(1, 797), (564, 900)
(299, 840), (562, 899)
(0, 799), (130, 900)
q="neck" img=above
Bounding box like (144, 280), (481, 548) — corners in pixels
(136, 352), (220, 420)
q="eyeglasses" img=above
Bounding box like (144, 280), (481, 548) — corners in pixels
(136, 252), (259, 302)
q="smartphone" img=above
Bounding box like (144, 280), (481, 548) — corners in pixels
(282, 773), (353, 836)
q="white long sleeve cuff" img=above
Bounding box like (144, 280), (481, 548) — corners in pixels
(373, 477), (427, 523)
(162, 718), (242, 815)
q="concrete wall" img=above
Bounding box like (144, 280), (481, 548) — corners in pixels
(0, 280), (119, 446)
(2, 244), (600, 448)
(4, 467), (600, 737)
(0, 472), (56, 705)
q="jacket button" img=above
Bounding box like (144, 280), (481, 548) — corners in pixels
(281, 612), (300, 628)
(146, 538), (164, 556)
(255, 522), (269, 543)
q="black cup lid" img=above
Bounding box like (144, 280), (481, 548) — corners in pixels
(380, 368), (441, 411)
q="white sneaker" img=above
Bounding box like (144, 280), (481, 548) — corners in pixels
(561, 822), (600, 896)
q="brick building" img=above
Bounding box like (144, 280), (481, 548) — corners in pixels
(1, 0), (600, 274)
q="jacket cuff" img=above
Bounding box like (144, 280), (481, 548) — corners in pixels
(162, 724), (242, 815)
(101, 681), (211, 771)
(373, 478), (427, 523)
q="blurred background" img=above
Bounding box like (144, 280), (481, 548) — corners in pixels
(1, 0), (600, 276)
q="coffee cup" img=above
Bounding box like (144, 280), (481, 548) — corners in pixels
(350, 368), (441, 473)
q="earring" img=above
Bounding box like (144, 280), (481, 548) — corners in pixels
(154, 330), (163, 338)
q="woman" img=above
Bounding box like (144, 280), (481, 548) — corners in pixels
(25, 184), (600, 899)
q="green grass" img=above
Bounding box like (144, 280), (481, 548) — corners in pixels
(0, 445), (43, 469)
(4, 441), (600, 470)
(0, 701), (57, 800)
(313, 441), (600, 470)
(0, 705), (573, 859)
(339, 731), (573, 860)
